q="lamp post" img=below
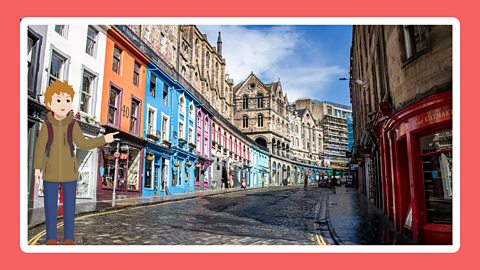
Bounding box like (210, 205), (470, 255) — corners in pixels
(339, 77), (364, 85)
(112, 138), (121, 207)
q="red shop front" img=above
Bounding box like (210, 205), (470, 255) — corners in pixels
(377, 91), (453, 244)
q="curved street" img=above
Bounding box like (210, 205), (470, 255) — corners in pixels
(29, 187), (330, 245)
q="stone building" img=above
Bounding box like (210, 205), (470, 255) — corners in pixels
(127, 25), (179, 69)
(128, 25), (234, 121)
(350, 25), (452, 244)
(293, 99), (350, 169)
(288, 107), (323, 166)
(233, 73), (291, 156)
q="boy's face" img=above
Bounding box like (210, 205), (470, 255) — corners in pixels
(48, 92), (73, 117)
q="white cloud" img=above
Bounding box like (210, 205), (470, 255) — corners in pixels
(198, 25), (346, 102)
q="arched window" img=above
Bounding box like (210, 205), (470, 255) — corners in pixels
(242, 95), (249, 109)
(179, 95), (186, 115)
(257, 93), (264, 108)
(217, 127), (221, 142)
(223, 131), (227, 147)
(258, 114), (264, 127)
(212, 123), (216, 142)
(242, 115), (249, 128)
(205, 52), (210, 69)
(189, 103), (194, 120)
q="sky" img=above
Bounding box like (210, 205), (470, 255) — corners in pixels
(198, 25), (353, 106)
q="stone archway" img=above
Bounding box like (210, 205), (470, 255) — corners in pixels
(255, 137), (268, 148)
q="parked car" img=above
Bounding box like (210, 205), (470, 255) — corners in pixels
(318, 176), (328, 187)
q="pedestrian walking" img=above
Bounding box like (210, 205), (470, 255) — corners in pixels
(303, 170), (310, 191)
(241, 179), (247, 191)
(261, 177), (265, 188)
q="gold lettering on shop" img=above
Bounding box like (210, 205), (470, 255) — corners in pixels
(413, 109), (451, 127)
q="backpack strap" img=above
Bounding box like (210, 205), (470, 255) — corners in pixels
(44, 118), (54, 157)
(67, 119), (76, 157)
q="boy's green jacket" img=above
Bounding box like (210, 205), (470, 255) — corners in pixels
(34, 111), (106, 182)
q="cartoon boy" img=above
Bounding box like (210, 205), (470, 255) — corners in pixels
(34, 81), (118, 245)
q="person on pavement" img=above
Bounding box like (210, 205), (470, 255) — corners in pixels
(303, 170), (310, 191)
(34, 81), (118, 245)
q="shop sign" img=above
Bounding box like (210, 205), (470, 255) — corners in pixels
(396, 106), (452, 139)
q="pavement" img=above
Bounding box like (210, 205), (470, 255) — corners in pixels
(324, 185), (415, 244)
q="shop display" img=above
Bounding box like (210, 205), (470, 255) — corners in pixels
(420, 130), (452, 225)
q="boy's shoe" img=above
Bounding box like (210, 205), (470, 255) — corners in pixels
(46, 239), (57, 245)
(63, 240), (74, 245)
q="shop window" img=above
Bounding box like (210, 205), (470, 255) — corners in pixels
(172, 166), (178, 187)
(76, 149), (92, 198)
(145, 157), (153, 189)
(161, 158), (169, 191)
(127, 146), (141, 191)
(420, 130), (452, 224)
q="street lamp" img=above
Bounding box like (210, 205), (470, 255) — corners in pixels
(112, 138), (121, 207)
(339, 77), (364, 85)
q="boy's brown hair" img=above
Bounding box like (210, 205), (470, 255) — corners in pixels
(44, 81), (75, 110)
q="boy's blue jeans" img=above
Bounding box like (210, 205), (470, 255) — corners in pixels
(43, 180), (77, 241)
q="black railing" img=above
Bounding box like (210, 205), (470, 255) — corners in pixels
(113, 25), (269, 153)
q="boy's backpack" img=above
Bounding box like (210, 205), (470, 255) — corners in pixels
(44, 117), (76, 157)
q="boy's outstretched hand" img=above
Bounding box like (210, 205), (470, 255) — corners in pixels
(104, 132), (119, 143)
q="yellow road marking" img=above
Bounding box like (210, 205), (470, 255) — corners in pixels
(316, 234), (327, 245)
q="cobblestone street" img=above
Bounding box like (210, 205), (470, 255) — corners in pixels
(28, 187), (329, 245)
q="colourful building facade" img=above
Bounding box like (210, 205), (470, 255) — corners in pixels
(97, 28), (148, 201)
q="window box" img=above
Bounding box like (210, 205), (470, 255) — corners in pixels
(178, 138), (187, 145)
(147, 132), (160, 141)
(161, 140), (172, 149)
(146, 152), (154, 161)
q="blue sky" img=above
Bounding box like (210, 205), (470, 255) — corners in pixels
(198, 25), (353, 106)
